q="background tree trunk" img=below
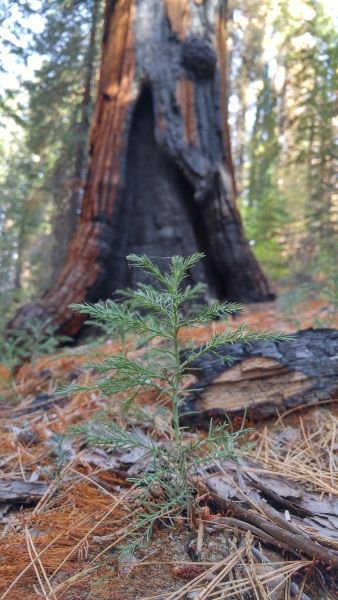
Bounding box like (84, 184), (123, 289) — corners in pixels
(49, 0), (100, 285)
(7, 0), (274, 337)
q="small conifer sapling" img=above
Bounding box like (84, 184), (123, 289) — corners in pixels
(69, 253), (294, 557)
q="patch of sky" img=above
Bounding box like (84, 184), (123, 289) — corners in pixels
(0, 1), (45, 96)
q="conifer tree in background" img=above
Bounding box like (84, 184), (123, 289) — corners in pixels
(243, 68), (288, 279)
(0, 0), (102, 323)
(227, 0), (269, 196)
(279, 1), (338, 276)
(0, 137), (44, 330)
(230, 0), (338, 282)
(25, 0), (102, 284)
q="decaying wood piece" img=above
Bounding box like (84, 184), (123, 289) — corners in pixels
(198, 457), (338, 568)
(7, 0), (273, 338)
(0, 480), (48, 503)
(183, 328), (338, 421)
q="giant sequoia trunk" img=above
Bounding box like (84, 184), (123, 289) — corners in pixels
(8, 0), (274, 337)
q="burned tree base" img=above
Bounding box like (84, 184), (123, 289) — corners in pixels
(183, 328), (338, 423)
(6, 0), (275, 339)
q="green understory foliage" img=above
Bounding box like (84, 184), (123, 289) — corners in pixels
(69, 253), (293, 558)
(279, 264), (338, 329)
(230, 0), (338, 285)
(0, 0), (102, 330)
(0, 317), (72, 402)
(44, 434), (73, 492)
(243, 68), (288, 280)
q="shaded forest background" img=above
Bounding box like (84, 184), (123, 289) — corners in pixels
(0, 0), (337, 333)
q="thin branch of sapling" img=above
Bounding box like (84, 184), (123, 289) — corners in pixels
(43, 434), (72, 493)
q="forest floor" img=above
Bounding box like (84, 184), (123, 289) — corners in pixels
(1, 299), (338, 600)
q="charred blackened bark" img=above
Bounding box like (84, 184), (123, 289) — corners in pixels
(181, 328), (338, 425)
(8, 0), (274, 337)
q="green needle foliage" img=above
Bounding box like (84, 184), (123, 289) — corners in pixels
(44, 434), (73, 493)
(312, 270), (338, 328)
(8, 317), (72, 365)
(81, 287), (141, 355)
(0, 317), (72, 402)
(69, 253), (294, 558)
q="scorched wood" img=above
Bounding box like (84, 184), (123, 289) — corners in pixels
(182, 328), (338, 422)
(7, 0), (273, 338)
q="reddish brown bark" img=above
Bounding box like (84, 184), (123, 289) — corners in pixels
(215, 2), (237, 200)
(8, 0), (274, 338)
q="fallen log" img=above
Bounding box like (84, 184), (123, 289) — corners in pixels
(183, 328), (338, 422)
(198, 457), (338, 568)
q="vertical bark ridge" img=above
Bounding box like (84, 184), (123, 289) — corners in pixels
(157, 101), (166, 136)
(6, 0), (275, 339)
(163, 0), (191, 41)
(215, 4), (237, 202)
(175, 77), (199, 146)
(84, 0), (135, 219)
(7, 0), (136, 335)
(51, 222), (101, 335)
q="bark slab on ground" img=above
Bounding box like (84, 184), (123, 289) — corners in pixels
(183, 328), (338, 422)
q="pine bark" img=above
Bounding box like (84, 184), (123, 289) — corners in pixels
(8, 0), (274, 337)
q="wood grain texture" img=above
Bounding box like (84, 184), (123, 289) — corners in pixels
(163, 0), (191, 41)
(215, 4), (237, 201)
(175, 77), (199, 146)
(202, 456), (338, 566)
(183, 328), (338, 422)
